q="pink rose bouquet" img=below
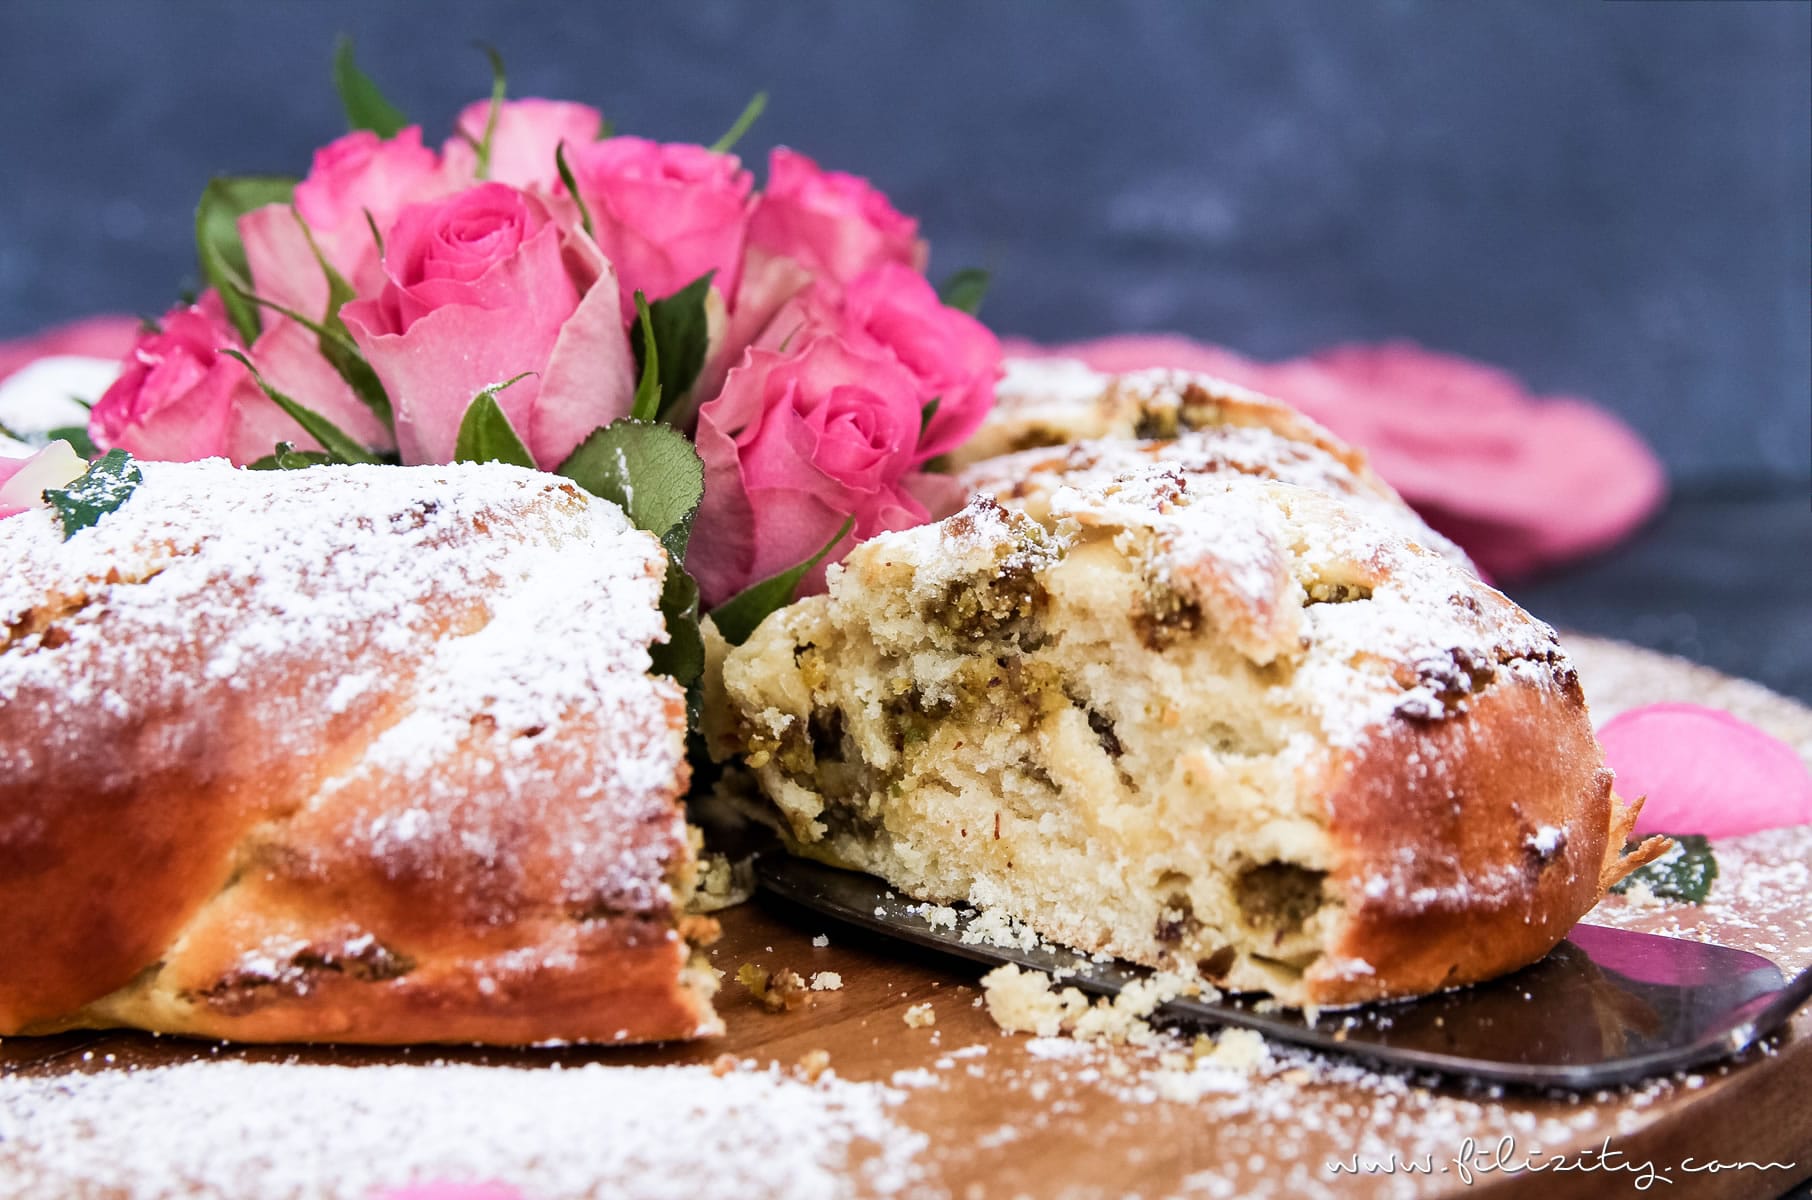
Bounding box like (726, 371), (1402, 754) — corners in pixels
(33, 41), (999, 698)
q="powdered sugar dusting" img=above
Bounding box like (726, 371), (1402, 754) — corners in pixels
(0, 458), (689, 946)
(1040, 466), (1567, 751)
(959, 428), (1470, 567)
(995, 356), (1114, 413)
(0, 1060), (926, 1200)
(1, 460), (670, 754)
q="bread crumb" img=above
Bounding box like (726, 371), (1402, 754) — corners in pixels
(810, 972), (844, 991)
(811, 934), (830, 948)
(982, 965), (1195, 1044)
(980, 964), (1088, 1037)
(795, 1049), (831, 1082)
(1150, 1027), (1273, 1100)
(710, 1053), (739, 1077)
(919, 905), (960, 932)
(736, 964), (811, 1012)
(1622, 879), (1664, 908)
(959, 907), (1041, 951)
(689, 851), (753, 913)
(903, 1003), (937, 1028)
(1195, 1027), (1268, 1072)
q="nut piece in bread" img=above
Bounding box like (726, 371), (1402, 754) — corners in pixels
(0, 459), (718, 1045)
(712, 467), (1659, 1007)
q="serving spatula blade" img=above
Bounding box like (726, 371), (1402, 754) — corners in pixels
(756, 854), (1811, 1088)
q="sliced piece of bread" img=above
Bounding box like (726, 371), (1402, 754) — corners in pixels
(712, 467), (1654, 1006)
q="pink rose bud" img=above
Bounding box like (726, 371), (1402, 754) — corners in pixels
(0, 440), (87, 521)
(90, 299), (244, 462)
(747, 147), (926, 286)
(443, 97), (607, 189)
(241, 126), (448, 320)
(565, 136), (755, 322)
(342, 183), (634, 468)
(89, 294), (387, 466)
(759, 264), (1000, 464)
(690, 334), (932, 606)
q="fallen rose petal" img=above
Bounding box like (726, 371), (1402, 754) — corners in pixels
(0, 440), (87, 519)
(1003, 335), (1667, 580)
(1599, 703), (1812, 839)
(0, 354), (123, 436)
(374, 1184), (524, 1200)
(0, 315), (140, 384)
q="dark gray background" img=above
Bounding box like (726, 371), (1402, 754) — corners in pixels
(3, 1), (1809, 697)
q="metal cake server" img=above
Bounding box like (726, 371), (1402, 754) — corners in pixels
(756, 855), (1812, 1089)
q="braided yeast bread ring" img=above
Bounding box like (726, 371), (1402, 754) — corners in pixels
(0, 460), (716, 1044)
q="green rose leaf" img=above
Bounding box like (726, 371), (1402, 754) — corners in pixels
(558, 419), (708, 690)
(557, 418), (705, 560)
(197, 176), (298, 344)
(630, 272), (715, 422)
(452, 378), (536, 468)
(710, 91), (768, 155)
(233, 263), (393, 436)
(331, 36), (409, 138)
(651, 560), (704, 688)
(247, 441), (333, 471)
(289, 208), (395, 433)
(919, 396), (941, 438)
(472, 44), (508, 180)
(222, 350), (379, 465)
(44, 426), (97, 459)
(555, 140), (595, 236)
(938, 267), (990, 317)
(630, 292), (662, 423)
(1610, 833), (1719, 904)
(709, 516), (854, 646)
(43, 449), (142, 540)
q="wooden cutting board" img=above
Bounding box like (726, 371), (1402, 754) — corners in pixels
(3, 637), (1809, 1200)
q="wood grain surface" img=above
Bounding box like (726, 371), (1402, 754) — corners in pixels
(2, 637), (1809, 1199)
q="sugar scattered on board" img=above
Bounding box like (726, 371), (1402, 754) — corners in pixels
(0, 1060), (926, 1200)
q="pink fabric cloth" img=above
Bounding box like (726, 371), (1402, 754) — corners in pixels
(0, 315), (140, 383)
(1003, 334), (1667, 581)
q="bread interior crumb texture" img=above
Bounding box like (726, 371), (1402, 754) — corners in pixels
(714, 473), (1470, 1004)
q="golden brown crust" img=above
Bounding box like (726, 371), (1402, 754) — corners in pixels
(0, 461), (716, 1045)
(1599, 794), (1672, 893)
(1306, 672), (1616, 1005)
